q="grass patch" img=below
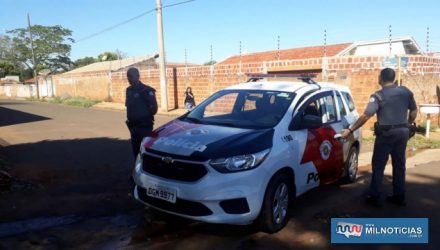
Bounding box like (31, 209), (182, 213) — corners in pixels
(363, 134), (440, 149)
(49, 96), (101, 108)
(25, 96), (101, 108)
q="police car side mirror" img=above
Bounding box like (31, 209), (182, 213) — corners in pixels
(302, 114), (322, 129)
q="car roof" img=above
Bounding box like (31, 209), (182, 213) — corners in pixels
(224, 80), (351, 94)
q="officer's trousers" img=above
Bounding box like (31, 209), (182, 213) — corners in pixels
(128, 125), (153, 158)
(370, 127), (409, 199)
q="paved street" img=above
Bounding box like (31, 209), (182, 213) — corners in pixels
(0, 99), (439, 250)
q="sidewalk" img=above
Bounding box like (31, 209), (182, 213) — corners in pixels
(359, 148), (440, 174)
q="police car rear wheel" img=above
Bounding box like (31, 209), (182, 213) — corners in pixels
(258, 173), (291, 233)
(341, 146), (358, 183)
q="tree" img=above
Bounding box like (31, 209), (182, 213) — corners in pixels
(6, 25), (74, 73)
(73, 57), (97, 68)
(98, 51), (119, 62)
(0, 35), (12, 60)
(203, 60), (217, 66)
(0, 61), (21, 77)
(0, 35), (24, 78)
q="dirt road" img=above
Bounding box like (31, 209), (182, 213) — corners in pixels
(0, 99), (439, 249)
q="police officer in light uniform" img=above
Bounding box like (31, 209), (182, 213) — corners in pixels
(125, 67), (158, 158)
(341, 68), (417, 206)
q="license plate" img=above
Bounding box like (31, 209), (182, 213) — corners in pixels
(145, 183), (177, 203)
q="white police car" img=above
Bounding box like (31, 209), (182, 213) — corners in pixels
(133, 74), (361, 232)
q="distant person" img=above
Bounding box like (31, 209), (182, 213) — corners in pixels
(340, 68), (417, 207)
(184, 87), (195, 110)
(125, 67), (158, 158)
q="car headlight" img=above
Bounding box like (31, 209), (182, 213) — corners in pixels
(134, 153), (142, 172)
(209, 148), (270, 173)
(140, 137), (149, 154)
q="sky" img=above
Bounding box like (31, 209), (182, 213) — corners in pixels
(1, 0), (440, 64)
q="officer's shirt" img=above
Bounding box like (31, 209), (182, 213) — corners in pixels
(364, 85), (417, 125)
(125, 82), (158, 125)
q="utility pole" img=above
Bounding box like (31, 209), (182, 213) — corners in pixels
(27, 13), (39, 99)
(156, 0), (168, 111)
(426, 26), (430, 53)
(277, 35), (280, 61)
(389, 24), (392, 55)
(210, 44), (213, 64)
(239, 41), (242, 74)
(323, 29), (327, 57)
(322, 29), (328, 82)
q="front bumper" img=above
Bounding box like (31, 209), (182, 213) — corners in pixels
(132, 154), (270, 225)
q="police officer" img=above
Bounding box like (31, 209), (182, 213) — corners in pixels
(341, 68), (417, 207)
(125, 67), (158, 158)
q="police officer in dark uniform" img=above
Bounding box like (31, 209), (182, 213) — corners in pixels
(125, 67), (158, 158)
(341, 68), (417, 206)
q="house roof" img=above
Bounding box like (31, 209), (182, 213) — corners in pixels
(337, 36), (423, 56)
(24, 77), (37, 84)
(218, 43), (352, 64)
(64, 55), (156, 74)
(0, 79), (21, 85)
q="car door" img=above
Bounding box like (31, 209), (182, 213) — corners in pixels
(290, 91), (344, 190)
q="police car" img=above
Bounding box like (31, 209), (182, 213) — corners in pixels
(132, 74), (361, 232)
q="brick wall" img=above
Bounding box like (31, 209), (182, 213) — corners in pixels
(53, 72), (111, 100)
(51, 55), (440, 127)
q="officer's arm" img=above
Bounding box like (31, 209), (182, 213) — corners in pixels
(341, 96), (378, 139)
(140, 88), (158, 115)
(146, 90), (158, 115)
(408, 109), (417, 124)
(407, 91), (417, 124)
(150, 94), (158, 115)
(341, 114), (371, 139)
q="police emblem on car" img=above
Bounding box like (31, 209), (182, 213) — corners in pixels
(161, 156), (174, 164)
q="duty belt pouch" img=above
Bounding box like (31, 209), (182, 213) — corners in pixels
(409, 122), (417, 138)
(374, 122), (383, 136)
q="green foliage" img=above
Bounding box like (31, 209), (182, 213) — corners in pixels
(49, 96), (101, 108)
(203, 60), (217, 66)
(363, 134), (440, 149)
(408, 135), (440, 149)
(6, 25), (74, 72)
(98, 52), (119, 62)
(0, 35), (12, 60)
(0, 61), (20, 77)
(73, 57), (97, 68)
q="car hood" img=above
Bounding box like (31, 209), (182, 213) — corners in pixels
(142, 119), (274, 160)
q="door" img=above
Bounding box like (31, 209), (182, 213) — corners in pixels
(292, 91), (344, 187)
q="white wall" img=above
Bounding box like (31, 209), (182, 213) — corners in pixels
(354, 42), (406, 56)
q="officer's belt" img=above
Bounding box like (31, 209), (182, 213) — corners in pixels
(376, 123), (408, 130)
(126, 120), (153, 128)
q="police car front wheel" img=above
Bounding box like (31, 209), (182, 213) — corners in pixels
(341, 146), (359, 184)
(258, 172), (292, 233)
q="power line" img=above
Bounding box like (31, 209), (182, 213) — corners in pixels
(74, 0), (195, 43)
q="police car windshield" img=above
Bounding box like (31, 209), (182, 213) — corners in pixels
(184, 89), (295, 129)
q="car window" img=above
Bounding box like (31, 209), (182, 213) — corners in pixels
(336, 93), (347, 117)
(243, 93), (262, 111)
(301, 93), (336, 124)
(341, 92), (355, 112)
(321, 95), (337, 123)
(186, 90), (295, 128)
(204, 92), (238, 117)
